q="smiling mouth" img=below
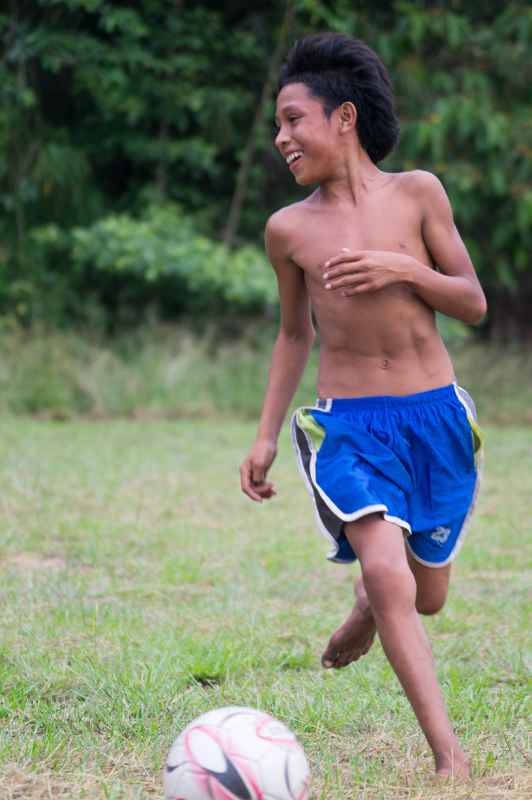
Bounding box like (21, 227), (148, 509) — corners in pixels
(286, 150), (303, 166)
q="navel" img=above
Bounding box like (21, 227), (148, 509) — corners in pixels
(379, 358), (391, 370)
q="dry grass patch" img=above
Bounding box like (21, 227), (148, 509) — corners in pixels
(1, 553), (68, 571)
(0, 764), (160, 799)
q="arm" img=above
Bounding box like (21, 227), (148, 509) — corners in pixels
(240, 211), (315, 502)
(321, 172), (487, 325)
(407, 171), (487, 324)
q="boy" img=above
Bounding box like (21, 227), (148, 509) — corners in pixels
(240, 33), (486, 778)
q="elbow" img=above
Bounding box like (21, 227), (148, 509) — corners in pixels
(464, 297), (488, 325)
(295, 327), (316, 347)
(469, 294), (488, 326)
(462, 284), (487, 326)
(279, 325), (315, 348)
(275, 327), (314, 364)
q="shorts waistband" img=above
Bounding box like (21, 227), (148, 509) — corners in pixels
(316, 383), (458, 412)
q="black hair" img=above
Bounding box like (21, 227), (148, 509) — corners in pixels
(278, 32), (399, 163)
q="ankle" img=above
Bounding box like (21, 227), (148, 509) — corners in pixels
(354, 577), (371, 611)
(355, 591), (373, 620)
(434, 746), (470, 774)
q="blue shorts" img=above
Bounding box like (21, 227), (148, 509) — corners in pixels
(291, 384), (483, 568)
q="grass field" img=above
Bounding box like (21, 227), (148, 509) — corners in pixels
(0, 418), (530, 799)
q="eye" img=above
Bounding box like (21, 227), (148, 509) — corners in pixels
(288, 116), (300, 123)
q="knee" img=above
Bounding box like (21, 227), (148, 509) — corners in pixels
(362, 559), (416, 615)
(416, 595), (447, 616)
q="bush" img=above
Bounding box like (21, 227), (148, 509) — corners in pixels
(29, 206), (276, 325)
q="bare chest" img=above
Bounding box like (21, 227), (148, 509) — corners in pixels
(289, 194), (428, 283)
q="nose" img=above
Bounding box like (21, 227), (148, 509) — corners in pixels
(275, 124), (290, 151)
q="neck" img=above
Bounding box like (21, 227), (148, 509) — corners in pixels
(318, 144), (386, 206)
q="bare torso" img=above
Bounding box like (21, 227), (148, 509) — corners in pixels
(284, 172), (455, 397)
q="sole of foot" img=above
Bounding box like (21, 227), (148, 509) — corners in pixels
(321, 603), (377, 669)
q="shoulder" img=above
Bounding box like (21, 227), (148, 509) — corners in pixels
(264, 202), (307, 262)
(394, 170), (454, 231)
(265, 201), (306, 239)
(398, 169), (446, 196)
(399, 170), (452, 218)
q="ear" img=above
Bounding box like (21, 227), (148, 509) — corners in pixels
(339, 101), (357, 132)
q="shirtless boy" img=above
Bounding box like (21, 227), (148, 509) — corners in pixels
(240, 33), (486, 778)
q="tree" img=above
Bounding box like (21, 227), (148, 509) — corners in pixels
(1, 0), (530, 337)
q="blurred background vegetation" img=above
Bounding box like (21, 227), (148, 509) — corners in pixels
(1, 0), (531, 418)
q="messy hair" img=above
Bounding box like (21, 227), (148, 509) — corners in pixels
(278, 32), (400, 163)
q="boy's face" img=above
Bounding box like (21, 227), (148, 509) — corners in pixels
(274, 83), (341, 186)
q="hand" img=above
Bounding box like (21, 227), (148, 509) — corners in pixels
(240, 438), (278, 502)
(323, 248), (415, 296)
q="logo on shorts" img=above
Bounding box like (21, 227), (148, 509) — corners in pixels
(430, 525), (451, 544)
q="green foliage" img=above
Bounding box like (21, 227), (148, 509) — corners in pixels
(71, 206), (276, 311)
(31, 205), (276, 320)
(1, 1), (531, 335)
(385, 3), (532, 301)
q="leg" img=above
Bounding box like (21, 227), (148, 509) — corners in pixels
(321, 534), (451, 669)
(407, 550), (451, 616)
(344, 514), (469, 777)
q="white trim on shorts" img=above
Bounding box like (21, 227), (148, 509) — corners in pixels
(291, 404), (411, 562)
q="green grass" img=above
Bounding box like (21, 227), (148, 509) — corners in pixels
(0, 418), (530, 798)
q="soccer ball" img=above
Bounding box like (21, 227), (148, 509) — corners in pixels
(163, 706), (310, 800)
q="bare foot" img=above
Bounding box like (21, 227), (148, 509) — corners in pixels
(434, 750), (471, 780)
(321, 580), (377, 669)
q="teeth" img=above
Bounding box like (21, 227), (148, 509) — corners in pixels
(286, 151), (303, 164)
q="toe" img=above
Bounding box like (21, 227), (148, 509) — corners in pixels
(335, 650), (358, 668)
(321, 650), (337, 669)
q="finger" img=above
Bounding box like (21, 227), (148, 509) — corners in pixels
(243, 483), (265, 502)
(342, 282), (376, 296)
(251, 478), (274, 491)
(329, 249), (366, 262)
(245, 480), (276, 502)
(240, 463), (264, 502)
(325, 274), (370, 291)
(251, 464), (266, 484)
(323, 251), (365, 270)
(242, 483), (264, 502)
(323, 255), (359, 271)
(324, 263), (368, 284)
(257, 483), (277, 499)
(323, 259), (369, 282)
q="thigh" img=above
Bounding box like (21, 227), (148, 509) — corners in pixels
(344, 513), (408, 569)
(407, 550), (451, 614)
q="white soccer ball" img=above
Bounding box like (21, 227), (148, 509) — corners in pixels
(163, 706), (311, 800)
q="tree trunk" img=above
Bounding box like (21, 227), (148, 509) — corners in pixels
(222, 1), (294, 248)
(484, 287), (532, 341)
